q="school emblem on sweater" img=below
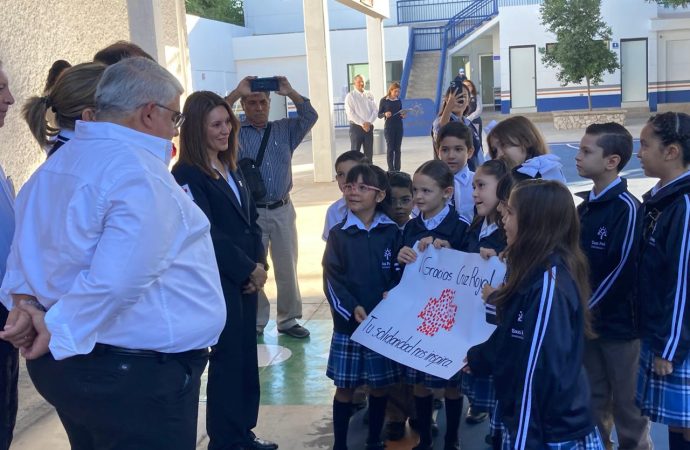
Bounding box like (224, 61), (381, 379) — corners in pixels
(417, 288), (457, 337)
(382, 248), (392, 269)
(597, 226), (608, 240)
(591, 226), (608, 250)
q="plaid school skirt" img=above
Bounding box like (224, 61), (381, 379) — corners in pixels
(404, 366), (461, 389)
(326, 331), (400, 389)
(461, 372), (496, 412)
(501, 427), (604, 450)
(636, 340), (690, 427)
(490, 401), (505, 437)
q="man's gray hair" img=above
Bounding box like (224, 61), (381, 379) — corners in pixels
(95, 57), (183, 119)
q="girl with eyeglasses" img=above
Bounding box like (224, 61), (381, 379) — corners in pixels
(396, 159), (470, 450)
(323, 164), (402, 450)
(635, 112), (690, 450)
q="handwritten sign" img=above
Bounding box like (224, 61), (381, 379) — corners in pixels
(351, 244), (506, 379)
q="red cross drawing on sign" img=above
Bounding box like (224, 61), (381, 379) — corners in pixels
(417, 288), (458, 337)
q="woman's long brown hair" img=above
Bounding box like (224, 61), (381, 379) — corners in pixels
(177, 91), (239, 178)
(491, 179), (593, 336)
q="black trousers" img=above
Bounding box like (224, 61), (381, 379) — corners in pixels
(26, 347), (208, 450)
(384, 124), (404, 171)
(206, 290), (260, 450)
(0, 305), (18, 450)
(349, 123), (374, 161)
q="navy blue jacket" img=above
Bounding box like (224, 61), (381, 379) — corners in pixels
(460, 221), (507, 255)
(467, 254), (594, 448)
(638, 172), (690, 364)
(323, 212), (402, 335)
(402, 207), (469, 251)
(576, 178), (641, 340)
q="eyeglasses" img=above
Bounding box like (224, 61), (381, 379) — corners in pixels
(155, 103), (186, 129)
(391, 197), (412, 207)
(343, 183), (382, 194)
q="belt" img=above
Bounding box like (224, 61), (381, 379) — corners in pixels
(93, 343), (209, 361)
(256, 196), (289, 210)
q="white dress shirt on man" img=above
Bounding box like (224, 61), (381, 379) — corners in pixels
(0, 120), (226, 360)
(344, 89), (378, 126)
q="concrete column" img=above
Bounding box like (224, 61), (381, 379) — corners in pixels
(366, 16), (386, 128)
(127, 0), (165, 62)
(303, 0), (337, 182)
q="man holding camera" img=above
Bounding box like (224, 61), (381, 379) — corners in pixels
(225, 76), (317, 339)
(345, 74), (378, 161)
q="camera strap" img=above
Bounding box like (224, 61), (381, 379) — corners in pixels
(255, 122), (272, 167)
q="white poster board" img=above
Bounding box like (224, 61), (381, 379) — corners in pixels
(351, 244), (506, 379)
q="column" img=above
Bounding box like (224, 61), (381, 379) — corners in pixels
(366, 15), (386, 129)
(303, 0), (337, 182)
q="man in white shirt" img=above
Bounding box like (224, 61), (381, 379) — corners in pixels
(0, 59), (18, 450)
(0, 57), (226, 450)
(345, 74), (378, 161)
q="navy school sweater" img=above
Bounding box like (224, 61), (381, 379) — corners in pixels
(402, 205), (470, 251)
(323, 212), (402, 335)
(467, 254), (594, 448)
(637, 171), (690, 364)
(576, 178), (641, 340)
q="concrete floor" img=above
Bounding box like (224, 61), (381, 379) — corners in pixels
(9, 116), (670, 450)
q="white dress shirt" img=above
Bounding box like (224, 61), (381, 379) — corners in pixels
(345, 89), (378, 126)
(322, 197), (347, 241)
(0, 121), (226, 360)
(453, 164), (475, 223)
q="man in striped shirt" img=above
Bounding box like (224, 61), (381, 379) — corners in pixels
(226, 76), (318, 339)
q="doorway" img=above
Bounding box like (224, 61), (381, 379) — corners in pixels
(509, 46), (536, 110)
(479, 54), (494, 109)
(621, 38), (648, 103)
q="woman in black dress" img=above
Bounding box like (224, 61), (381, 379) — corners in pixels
(378, 81), (405, 171)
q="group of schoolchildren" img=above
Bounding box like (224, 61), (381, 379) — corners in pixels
(321, 111), (690, 450)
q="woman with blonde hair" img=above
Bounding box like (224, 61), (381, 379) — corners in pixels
(378, 81), (405, 171)
(23, 62), (105, 157)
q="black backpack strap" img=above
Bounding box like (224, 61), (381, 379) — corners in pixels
(255, 122), (272, 167)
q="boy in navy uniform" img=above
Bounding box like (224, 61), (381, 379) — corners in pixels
(575, 123), (652, 450)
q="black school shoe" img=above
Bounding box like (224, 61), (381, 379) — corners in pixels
(277, 324), (310, 338)
(243, 432), (278, 450)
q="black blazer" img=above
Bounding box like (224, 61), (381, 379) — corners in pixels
(171, 162), (266, 292)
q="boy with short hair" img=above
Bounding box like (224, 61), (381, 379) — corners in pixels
(383, 171), (414, 230)
(322, 151), (369, 241)
(575, 122), (652, 450)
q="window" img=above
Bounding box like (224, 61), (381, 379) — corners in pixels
(347, 61), (404, 91)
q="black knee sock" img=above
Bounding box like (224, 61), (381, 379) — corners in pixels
(669, 430), (685, 450)
(444, 397), (464, 445)
(333, 398), (353, 450)
(492, 432), (502, 450)
(367, 395), (388, 444)
(414, 395), (434, 448)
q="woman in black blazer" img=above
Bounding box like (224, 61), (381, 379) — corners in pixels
(171, 91), (276, 450)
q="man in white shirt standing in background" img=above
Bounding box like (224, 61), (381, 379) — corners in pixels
(0, 57), (226, 450)
(345, 74), (378, 161)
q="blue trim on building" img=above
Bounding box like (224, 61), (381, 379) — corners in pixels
(656, 89), (690, 105)
(536, 94), (621, 111)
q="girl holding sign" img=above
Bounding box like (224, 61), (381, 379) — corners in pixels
(466, 180), (603, 450)
(323, 164), (402, 450)
(459, 159), (509, 449)
(397, 159), (469, 450)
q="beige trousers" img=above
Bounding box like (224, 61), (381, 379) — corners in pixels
(256, 200), (303, 331)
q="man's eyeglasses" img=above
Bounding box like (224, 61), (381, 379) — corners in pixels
(155, 103), (186, 129)
(343, 183), (382, 194)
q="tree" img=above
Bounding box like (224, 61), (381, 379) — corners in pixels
(186, 0), (244, 26)
(539, 0), (619, 111)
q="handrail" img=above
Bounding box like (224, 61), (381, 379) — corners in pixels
(432, 0), (498, 108)
(397, 0), (474, 25)
(400, 27), (415, 99)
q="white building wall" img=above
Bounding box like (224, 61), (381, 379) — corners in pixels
(498, 0), (662, 111)
(186, 15), (250, 94)
(243, 0), (398, 35)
